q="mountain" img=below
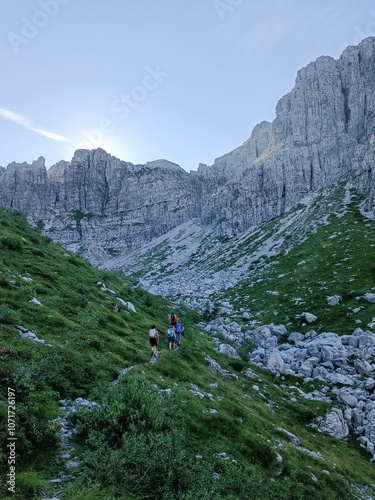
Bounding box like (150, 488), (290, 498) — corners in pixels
(1, 207), (375, 500)
(1, 37), (375, 270)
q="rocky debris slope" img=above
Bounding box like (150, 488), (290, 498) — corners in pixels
(203, 316), (375, 462)
(1, 39), (375, 264)
(106, 182), (353, 308)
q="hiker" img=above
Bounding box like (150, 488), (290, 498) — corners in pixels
(148, 325), (159, 357)
(169, 313), (178, 326)
(167, 325), (176, 351)
(175, 321), (184, 347)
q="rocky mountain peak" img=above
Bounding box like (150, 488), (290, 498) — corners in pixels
(145, 159), (185, 172)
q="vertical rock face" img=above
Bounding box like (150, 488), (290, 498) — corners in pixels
(201, 37), (375, 233)
(0, 157), (49, 218)
(1, 38), (375, 259)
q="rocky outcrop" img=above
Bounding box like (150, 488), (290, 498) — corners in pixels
(202, 316), (375, 461)
(1, 38), (375, 262)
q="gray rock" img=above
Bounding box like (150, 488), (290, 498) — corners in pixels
(288, 332), (305, 343)
(354, 359), (374, 376)
(364, 378), (375, 391)
(204, 356), (238, 379)
(65, 460), (79, 469)
(299, 312), (318, 323)
(325, 372), (355, 386)
(117, 297), (136, 313)
(318, 408), (349, 440)
(365, 410), (375, 443)
(244, 368), (256, 379)
(29, 297), (42, 306)
(268, 324), (287, 337)
(344, 408), (353, 421)
(362, 293), (375, 304)
(352, 410), (363, 428)
(312, 366), (328, 380)
(276, 453), (283, 463)
(327, 295), (341, 306)
(358, 331), (375, 350)
(264, 349), (285, 372)
(277, 427), (301, 445)
(339, 391), (358, 408)
(252, 326), (272, 347)
(217, 344), (241, 359)
(298, 363), (313, 378)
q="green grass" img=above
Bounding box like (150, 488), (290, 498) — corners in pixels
(0, 206), (374, 499)
(221, 191), (375, 335)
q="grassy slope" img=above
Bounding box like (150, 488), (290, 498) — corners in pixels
(0, 208), (374, 499)
(217, 189), (375, 337)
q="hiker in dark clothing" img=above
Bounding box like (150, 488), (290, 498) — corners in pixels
(148, 325), (159, 357)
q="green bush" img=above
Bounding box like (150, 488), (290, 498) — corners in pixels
(0, 235), (22, 251)
(237, 339), (255, 362)
(0, 303), (21, 325)
(71, 377), (192, 498)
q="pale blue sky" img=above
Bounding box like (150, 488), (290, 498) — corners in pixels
(1, 0), (374, 171)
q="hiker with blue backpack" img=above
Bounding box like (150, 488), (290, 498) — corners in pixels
(175, 321), (184, 347)
(167, 325), (176, 350)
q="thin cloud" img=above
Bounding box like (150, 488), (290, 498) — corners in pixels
(0, 106), (70, 142)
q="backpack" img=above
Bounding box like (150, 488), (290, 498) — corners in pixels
(175, 323), (182, 333)
(167, 328), (175, 338)
(170, 314), (177, 326)
(149, 328), (157, 338)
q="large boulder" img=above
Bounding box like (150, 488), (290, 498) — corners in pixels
(306, 332), (345, 363)
(365, 410), (375, 443)
(357, 331), (375, 351)
(364, 378), (375, 391)
(318, 408), (349, 440)
(338, 390), (358, 408)
(362, 293), (375, 304)
(204, 356), (238, 379)
(354, 359), (373, 377)
(252, 326), (272, 347)
(325, 372), (355, 386)
(217, 344), (241, 360)
(299, 312), (318, 323)
(268, 324), (287, 337)
(288, 332), (305, 343)
(327, 295), (341, 306)
(264, 349), (285, 372)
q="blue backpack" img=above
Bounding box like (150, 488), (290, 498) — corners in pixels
(167, 328), (175, 338)
(175, 323), (182, 333)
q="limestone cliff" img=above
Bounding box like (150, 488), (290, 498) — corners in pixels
(1, 38), (375, 262)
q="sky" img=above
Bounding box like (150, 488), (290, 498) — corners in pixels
(1, 0), (375, 172)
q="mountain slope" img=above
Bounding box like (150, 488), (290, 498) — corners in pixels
(1, 210), (375, 499)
